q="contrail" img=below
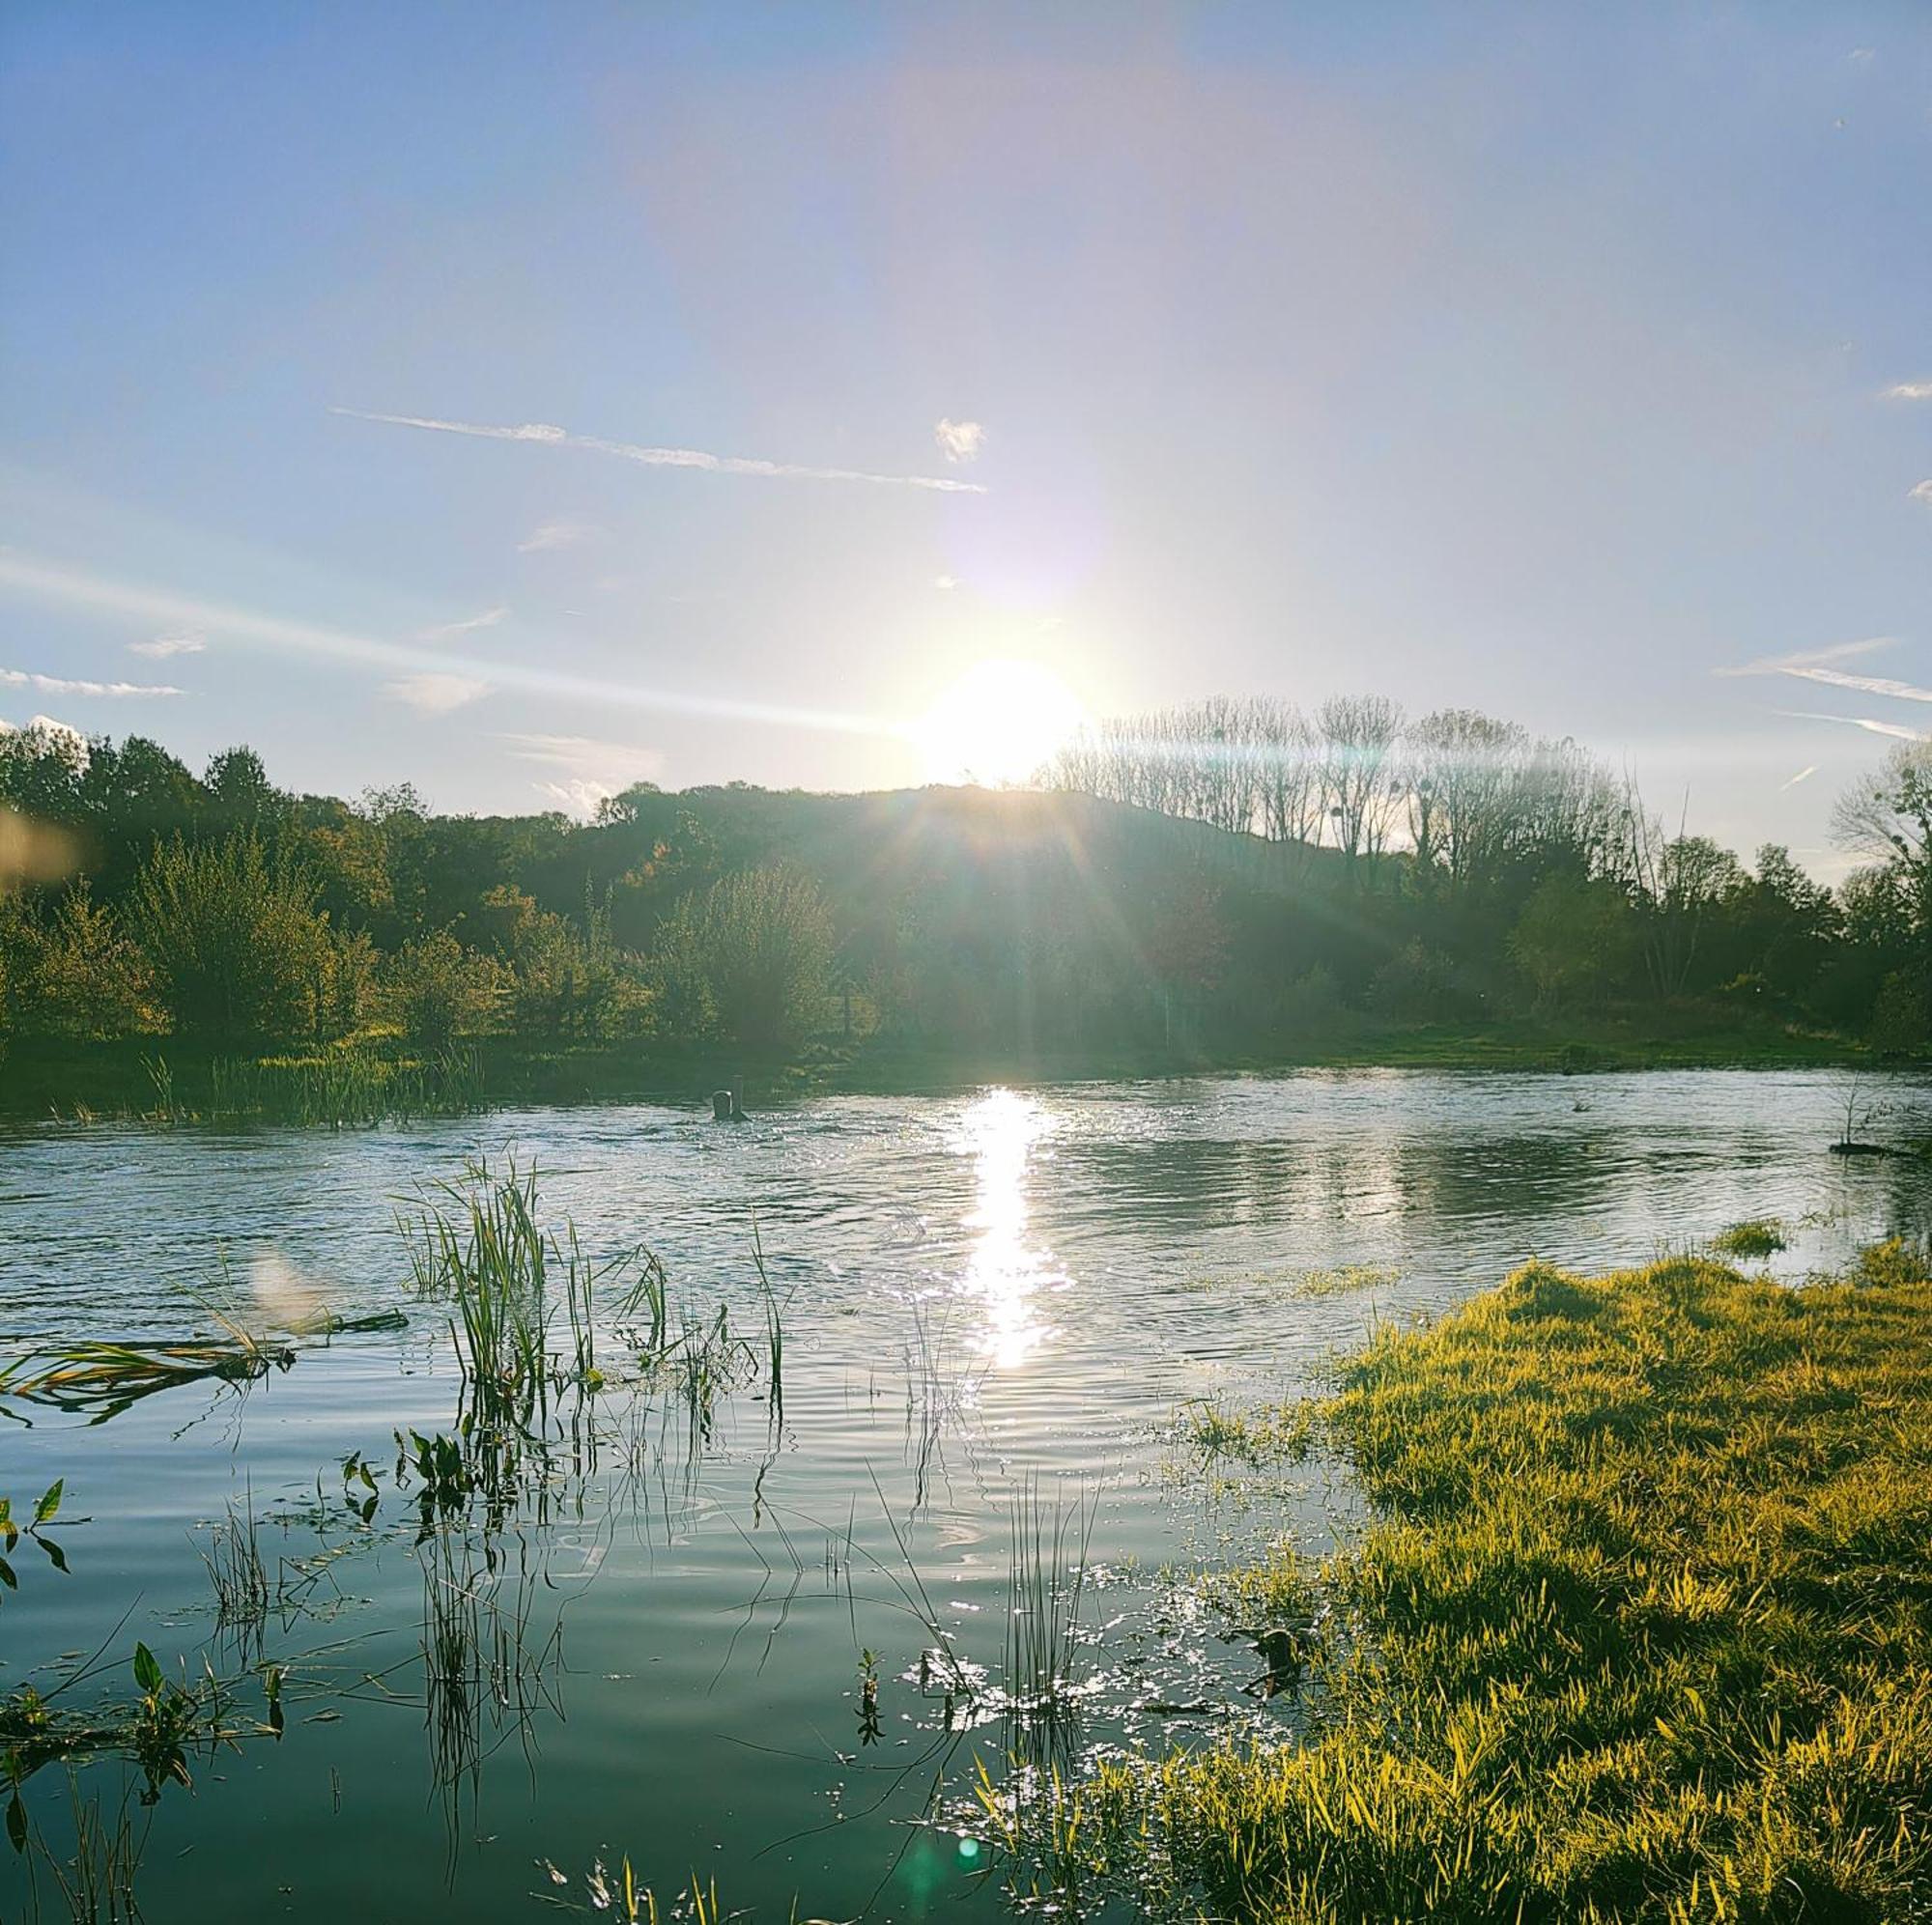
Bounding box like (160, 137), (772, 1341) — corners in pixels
(0, 552), (899, 740)
(1776, 708), (1925, 741)
(331, 407), (989, 495)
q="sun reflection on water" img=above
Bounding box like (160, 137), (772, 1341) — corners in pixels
(954, 1089), (1066, 1369)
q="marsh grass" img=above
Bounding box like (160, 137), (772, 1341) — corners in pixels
(983, 1251), (1932, 1920)
(1005, 1480), (1096, 1732)
(209, 1045), (485, 1127)
(1288, 1263), (1401, 1299)
(7, 1770), (150, 1924)
(197, 1495), (269, 1656)
(1185, 1399), (1317, 1466)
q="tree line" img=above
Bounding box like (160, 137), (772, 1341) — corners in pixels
(1047, 695), (1928, 1047)
(0, 697), (1927, 1068)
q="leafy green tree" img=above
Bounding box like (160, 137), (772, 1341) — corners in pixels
(130, 833), (333, 1044)
(381, 929), (501, 1048)
(1510, 876), (1639, 1008)
(204, 746), (286, 832)
(9, 882), (155, 1039)
(651, 867), (833, 1051)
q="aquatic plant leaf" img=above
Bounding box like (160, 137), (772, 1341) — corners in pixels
(131, 1643), (162, 1695)
(5, 1790), (23, 1854)
(37, 1537), (67, 1573)
(32, 1481), (62, 1526)
(0, 1559), (15, 1591)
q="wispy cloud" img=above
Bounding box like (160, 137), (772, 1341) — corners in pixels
(413, 605), (508, 643)
(383, 672), (492, 714)
(934, 418), (985, 463)
(128, 629), (206, 659)
(1777, 765), (1817, 791)
(0, 552), (894, 740)
(1, 666), (181, 698)
(497, 730), (665, 819)
(517, 518), (600, 553)
(334, 407), (988, 495)
(1718, 637), (1932, 705)
(1885, 380), (1932, 400)
(1912, 480), (1932, 505)
(934, 574), (959, 592)
(1776, 708), (1925, 741)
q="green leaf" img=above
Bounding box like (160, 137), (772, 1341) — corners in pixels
(37, 1538), (67, 1574)
(6, 1791), (25, 1854)
(132, 1642), (163, 1695)
(32, 1481), (62, 1527)
(0, 1559), (15, 1592)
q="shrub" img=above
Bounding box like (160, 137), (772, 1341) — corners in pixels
(650, 866), (834, 1052)
(382, 930), (502, 1048)
(130, 834), (334, 1045)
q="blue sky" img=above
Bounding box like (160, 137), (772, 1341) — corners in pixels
(3, 2), (1928, 869)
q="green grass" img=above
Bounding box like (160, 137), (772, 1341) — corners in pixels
(984, 1246), (1932, 1921)
(1709, 1217), (1788, 1260)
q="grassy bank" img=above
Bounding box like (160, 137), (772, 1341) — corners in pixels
(998, 1250), (1932, 1921)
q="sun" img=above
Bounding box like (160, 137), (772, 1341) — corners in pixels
(911, 658), (1091, 786)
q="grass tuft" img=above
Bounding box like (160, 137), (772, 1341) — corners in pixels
(1709, 1216), (1787, 1260)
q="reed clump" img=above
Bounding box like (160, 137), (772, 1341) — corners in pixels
(983, 1250), (1932, 1920)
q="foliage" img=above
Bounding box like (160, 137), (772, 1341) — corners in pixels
(1508, 875), (1640, 1006)
(996, 1254), (1932, 1920)
(1, 882), (156, 1040)
(1, 706), (1928, 1079)
(650, 866), (834, 1052)
(129, 833), (336, 1045)
(381, 929), (502, 1047)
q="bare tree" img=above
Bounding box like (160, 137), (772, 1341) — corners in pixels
(1317, 694), (1405, 866)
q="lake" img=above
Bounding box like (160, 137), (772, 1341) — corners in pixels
(2, 1068), (1926, 1921)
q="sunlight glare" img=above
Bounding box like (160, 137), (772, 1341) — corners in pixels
(912, 659), (1089, 786)
(955, 1089), (1066, 1369)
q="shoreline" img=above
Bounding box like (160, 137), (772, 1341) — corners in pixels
(0, 1019), (1897, 1123)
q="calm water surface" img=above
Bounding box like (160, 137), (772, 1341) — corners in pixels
(2, 1069), (1927, 1921)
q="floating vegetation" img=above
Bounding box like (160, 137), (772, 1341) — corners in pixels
(1287, 1262), (1401, 1299)
(0, 1482), (71, 1599)
(2, 1646), (282, 1805)
(1710, 1215), (1787, 1259)
(0, 1337), (293, 1424)
(537, 1862), (732, 1925)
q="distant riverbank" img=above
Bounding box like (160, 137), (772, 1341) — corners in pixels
(0, 1012), (1891, 1124)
